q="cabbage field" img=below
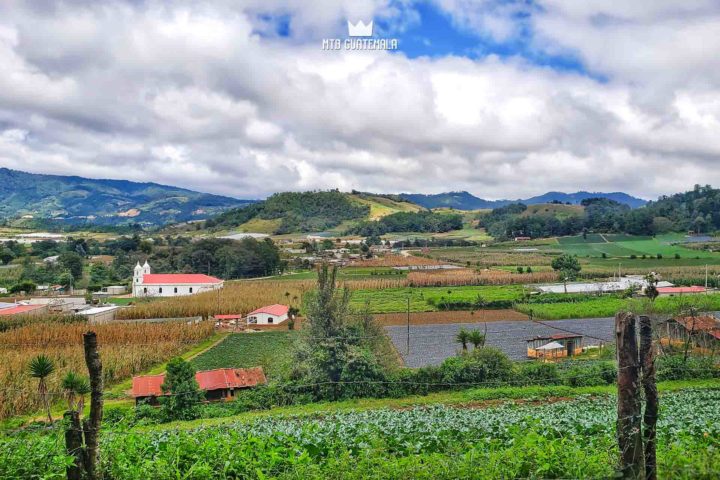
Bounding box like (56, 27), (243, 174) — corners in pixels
(2, 388), (718, 479)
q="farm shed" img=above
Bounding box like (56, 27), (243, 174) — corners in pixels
(132, 367), (266, 405)
(77, 305), (119, 324)
(662, 315), (720, 351)
(247, 304), (289, 325)
(527, 334), (583, 360)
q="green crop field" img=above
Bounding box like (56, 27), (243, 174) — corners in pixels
(191, 332), (298, 378)
(516, 292), (720, 320)
(549, 234), (720, 271)
(4, 388), (718, 478)
(351, 285), (525, 313)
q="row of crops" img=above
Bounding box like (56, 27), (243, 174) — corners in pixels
(3, 388), (718, 478)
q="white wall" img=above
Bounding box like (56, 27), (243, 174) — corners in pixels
(133, 282), (223, 297)
(247, 312), (288, 325)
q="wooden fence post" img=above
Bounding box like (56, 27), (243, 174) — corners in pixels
(63, 410), (84, 480)
(615, 312), (644, 479)
(639, 315), (658, 480)
(82, 331), (103, 480)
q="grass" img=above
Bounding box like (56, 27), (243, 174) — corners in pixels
(351, 285), (525, 313)
(516, 297), (625, 319)
(190, 331), (298, 379)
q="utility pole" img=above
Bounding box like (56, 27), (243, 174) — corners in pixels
(705, 264), (708, 290)
(406, 296), (410, 355)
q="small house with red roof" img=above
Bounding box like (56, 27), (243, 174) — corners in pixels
(131, 367), (266, 404)
(0, 303), (49, 317)
(247, 304), (289, 325)
(132, 261), (223, 297)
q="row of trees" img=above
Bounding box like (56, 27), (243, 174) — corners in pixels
(348, 211), (463, 237)
(480, 198), (661, 239)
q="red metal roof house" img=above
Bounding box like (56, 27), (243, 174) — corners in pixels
(247, 304), (289, 325)
(132, 367), (266, 404)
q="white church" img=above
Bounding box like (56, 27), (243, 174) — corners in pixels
(132, 261), (224, 297)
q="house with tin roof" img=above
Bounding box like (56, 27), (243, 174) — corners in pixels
(131, 367), (266, 404)
(246, 304), (289, 325)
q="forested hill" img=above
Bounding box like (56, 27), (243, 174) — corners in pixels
(401, 191), (647, 210)
(644, 184), (720, 233)
(205, 191), (372, 234)
(0, 168), (251, 227)
(481, 185), (720, 239)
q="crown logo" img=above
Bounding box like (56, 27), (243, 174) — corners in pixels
(347, 20), (373, 37)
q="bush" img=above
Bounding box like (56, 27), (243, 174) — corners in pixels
(9, 281), (36, 294)
(440, 348), (513, 386)
(657, 355), (720, 381)
(516, 362), (561, 386)
(562, 362), (616, 387)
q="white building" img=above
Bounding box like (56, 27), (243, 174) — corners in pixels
(77, 305), (119, 324)
(246, 304), (289, 325)
(132, 261), (224, 297)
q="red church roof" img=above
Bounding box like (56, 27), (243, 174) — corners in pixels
(248, 304), (289, 316)
(140, 273), (222, 285)
(132, 367), (266, 398)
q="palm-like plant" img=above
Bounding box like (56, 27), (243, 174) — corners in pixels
(468, 330), (486, 350)
(74, 377), (91, 414)
(29, 355), (55, 422)
(456, 328), (470, 352)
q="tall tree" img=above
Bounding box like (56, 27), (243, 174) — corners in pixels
(160, 357), (204, 421)
(551, 254), (582, 293)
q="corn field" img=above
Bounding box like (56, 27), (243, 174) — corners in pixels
(117, 280), (314, 320)
(350, 255), (444, 267)
(0, 321), (214, 420)
(406, 269), (559, 287)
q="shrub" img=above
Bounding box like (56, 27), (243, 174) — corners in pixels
(516, 362), (561, 386)
(440, 348), (513, 386)
(562, 362), (616, 387)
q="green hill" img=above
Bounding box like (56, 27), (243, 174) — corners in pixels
(0, 168), (250, 227)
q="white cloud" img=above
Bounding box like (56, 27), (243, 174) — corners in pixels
(0, 0), (718, 201)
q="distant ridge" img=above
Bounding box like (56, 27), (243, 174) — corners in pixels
(0, 168), (254, 226)
(400, 190), (647, 210)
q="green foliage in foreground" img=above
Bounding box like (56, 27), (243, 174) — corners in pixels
(2, 389), (718, 479)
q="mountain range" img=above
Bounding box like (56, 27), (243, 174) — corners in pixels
(0, 168), (648, 228)
(400, 190), (647, 210)
(0, 168), (253, 226)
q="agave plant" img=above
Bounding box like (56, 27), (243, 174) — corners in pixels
(29, 355), (55, 422)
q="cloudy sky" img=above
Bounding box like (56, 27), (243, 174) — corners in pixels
(1, 1), (719, 200)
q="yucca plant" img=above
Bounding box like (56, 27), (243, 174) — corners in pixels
(468, 330), (486, 350)
(29, 354), (55, 422)
(455, 328), (470, 352)
(61, 371), (90, 413)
